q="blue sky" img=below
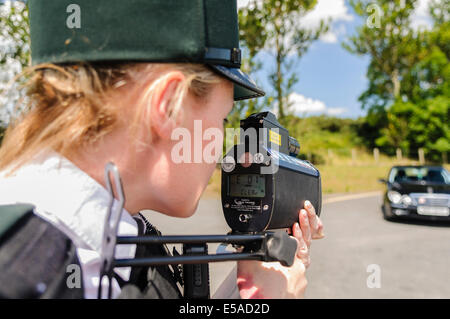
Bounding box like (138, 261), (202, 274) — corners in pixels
(294, 37), (370, 118)
(252, 34), (371, 119)
(238, 0), (434, 119)
(290, 13), (371, 119)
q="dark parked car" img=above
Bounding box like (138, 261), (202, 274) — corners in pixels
(380, 165), (450, 221)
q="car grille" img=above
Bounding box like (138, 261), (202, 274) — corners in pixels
(410, 194), (450, 207)
(426, 198), (449, 206)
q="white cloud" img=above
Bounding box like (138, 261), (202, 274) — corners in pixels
(289, 92), (327, 113)
(326, 107), (347, 116)
(410, 0), (433, 30)
(319, 32), (338, 43)
(237, 0), (263, 9)
(237, 0), (250, 9)
(239, 0), (354, 44)
(301, 0), (353, 26)
(301, 0), (353, 43)
(276, 92), (347, 117)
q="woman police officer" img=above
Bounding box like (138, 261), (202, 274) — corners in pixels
(0, 0), (324, 298)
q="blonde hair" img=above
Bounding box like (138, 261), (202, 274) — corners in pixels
(0, 62), (221, 174)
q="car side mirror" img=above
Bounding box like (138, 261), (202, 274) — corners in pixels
(378, 178), (387, 184)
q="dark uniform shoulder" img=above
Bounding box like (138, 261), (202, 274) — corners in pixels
(0, 204), (84, 299)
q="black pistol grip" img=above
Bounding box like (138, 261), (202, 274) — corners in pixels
(266, 231), (297, 267)
(182, 244), (210, 299)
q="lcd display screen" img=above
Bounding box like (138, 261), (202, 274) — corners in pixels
(228, 174), (265, 198)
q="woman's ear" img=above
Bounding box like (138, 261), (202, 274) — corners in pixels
(149, 71), (186, 140)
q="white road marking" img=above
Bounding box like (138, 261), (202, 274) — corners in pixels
(323, 191), (382, 204)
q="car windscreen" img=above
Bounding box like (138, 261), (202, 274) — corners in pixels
(389, 167), (450, 184)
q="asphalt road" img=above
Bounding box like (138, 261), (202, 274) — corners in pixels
(306, 192), (450, 299)
(143, 192), (450, 299)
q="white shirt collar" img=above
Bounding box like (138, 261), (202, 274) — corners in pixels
(0, 151), (138, 252)
(0, 151), (138, 298)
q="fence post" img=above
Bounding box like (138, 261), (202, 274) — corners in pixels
(418, 148), (425, 165)
(396, 148), (402, 162)
(373, 148), (379, 163)
(352, 148), (357, 165)
(443, 152), (448, 164)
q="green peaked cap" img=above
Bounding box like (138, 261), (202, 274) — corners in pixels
(28, 0), (265, 101)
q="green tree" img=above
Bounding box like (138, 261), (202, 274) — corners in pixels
(0, 0), (30, 67)
(345, 0), (449, 163)
(380, 97), (449, 162)
(343, 0), (426, 109)
(225, 3), (269, 130)
(0, 0), (30, 131)
(375, 101), (413, 155)
(391, 2), (449, 161)
(429, 0), (450, 25)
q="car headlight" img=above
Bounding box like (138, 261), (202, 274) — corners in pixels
(401, 195), (412, 206)
(388, 191), (402, 204)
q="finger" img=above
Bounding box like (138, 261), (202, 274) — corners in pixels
(292, 223), (310, 268)
(304, 200), (319, 236)
(292, 222), (301, 241)
(304, 200), (325, 240)
(299, 209), (312, 248)
(304, 200), (316, 216)
(314, 217), (325, 239)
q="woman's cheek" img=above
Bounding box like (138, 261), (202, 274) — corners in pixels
(202, 123), (223, 165)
